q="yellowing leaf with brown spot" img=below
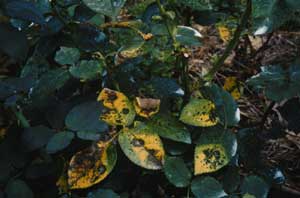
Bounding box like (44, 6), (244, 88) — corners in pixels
(223, 77), (241, 100)
(218, 26), (231, 42)
(67, 141), (117, 189)
(194, 130), (237, 175)
(134, 97), (160, 118)
(97, 88), (135, 126)
(180, 99), (218, 127)
(118, 122), (165, 170)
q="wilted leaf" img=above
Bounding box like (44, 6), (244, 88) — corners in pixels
(148, 114), (191, 144)
(134, 97), (160, 118)
(68, 141), (117, 189)
(97, 88), (136, 126)
(46, 131), (74, 154)
(55, 47), (80, 65)
(163, 156), (192, 187)
(191, 176), (227, 198)
(223, 77), (241, 100)
(118, 122), (165, 170)
(218, 25), (231, 42)
(65, 101), (108, 133)
(180, 99), (218, 127)
(241, 176), (269, 198)
(194, 130), (237, 175)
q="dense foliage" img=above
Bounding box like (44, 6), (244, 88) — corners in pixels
(0, 0), (299, 197)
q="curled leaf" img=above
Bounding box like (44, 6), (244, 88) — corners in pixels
(134, 97), (160, 118)
(97, 88), (135, 126)
(118, 122), (165, 170)
(180, 99), (218, 127)
(68, 141), (117, 189)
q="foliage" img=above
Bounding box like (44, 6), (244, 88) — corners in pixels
(0, 0), (298, 197)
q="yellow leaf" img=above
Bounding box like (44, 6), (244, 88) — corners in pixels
(97, 88), (135, 126)
(218, 26), (231, 42)
(134, 97), (160, 118)
(223, 77), (241, 100)
(180, 99), (218, 127)
(118, 122), (165, 170)
(194, 144), (228, 175)
(0, 128), (7, 140)
(68, 141), (117, 189)
(56, 172), (69, 194)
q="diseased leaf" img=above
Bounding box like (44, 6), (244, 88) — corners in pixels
(223, 77), (241, 100)
(191, 176), (227, 198)
(68, 141), (117, 189)
(134, 97), (160, 118)
(118, 122), (165, 170)
(180, 99), (218, 127)
(148, 114), (191, 144)
(163, 156), (192, 188)
(203, 83), (240, 126)
(218, 25), (231, 42)
(46, 131), (74, 154)
(97, 88), (136, 126)
(194, 130), (237, 175)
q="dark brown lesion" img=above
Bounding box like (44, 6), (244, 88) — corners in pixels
(203, 147), (225, 170)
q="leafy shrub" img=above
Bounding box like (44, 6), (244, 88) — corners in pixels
(0, 0), (299, 197)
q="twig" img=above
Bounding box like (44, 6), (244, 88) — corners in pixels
(204, 0), (252, 81)
(259, 101), (275, 129)
(11, 106), (30, 128)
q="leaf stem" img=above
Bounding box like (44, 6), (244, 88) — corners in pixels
(11, 106), (30, 128)
(204, 0), (252, 81)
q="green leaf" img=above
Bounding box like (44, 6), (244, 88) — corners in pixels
(247, 62), (300, 101)
(203, 83), (240, 126)
(222, 166), (240, 193)
(163, 156), (192, 187)
(46, 131), (74, 154)
(22, 125), (55, 151)
(252, 0), (300, 35)
(180, 99), (218, 127)
(88, 189), (120, 198)
(241, 176), (270, 198)
(82, 0), (127, 17)
(148, 114), (191, 144)
(65, 101), (108, 133)
(0, 23), (29, 61)
(55, 47), (80, 65)
(5, 180), (33, 198)
(69, 59), (105, 81)
(194, 129), (237, 175)
(118, 122), (165, 170)
(176, 26), (202, 47)
(30, 68), (71, 102)
(191, 176), (227, 198)
(176, 0), (221, 11)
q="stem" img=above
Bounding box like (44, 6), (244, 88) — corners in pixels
(259, 101), (275, 129)
(12, 106), (30, 128)
(156, 0), (177, 46)
(204, 0), (251, 81)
